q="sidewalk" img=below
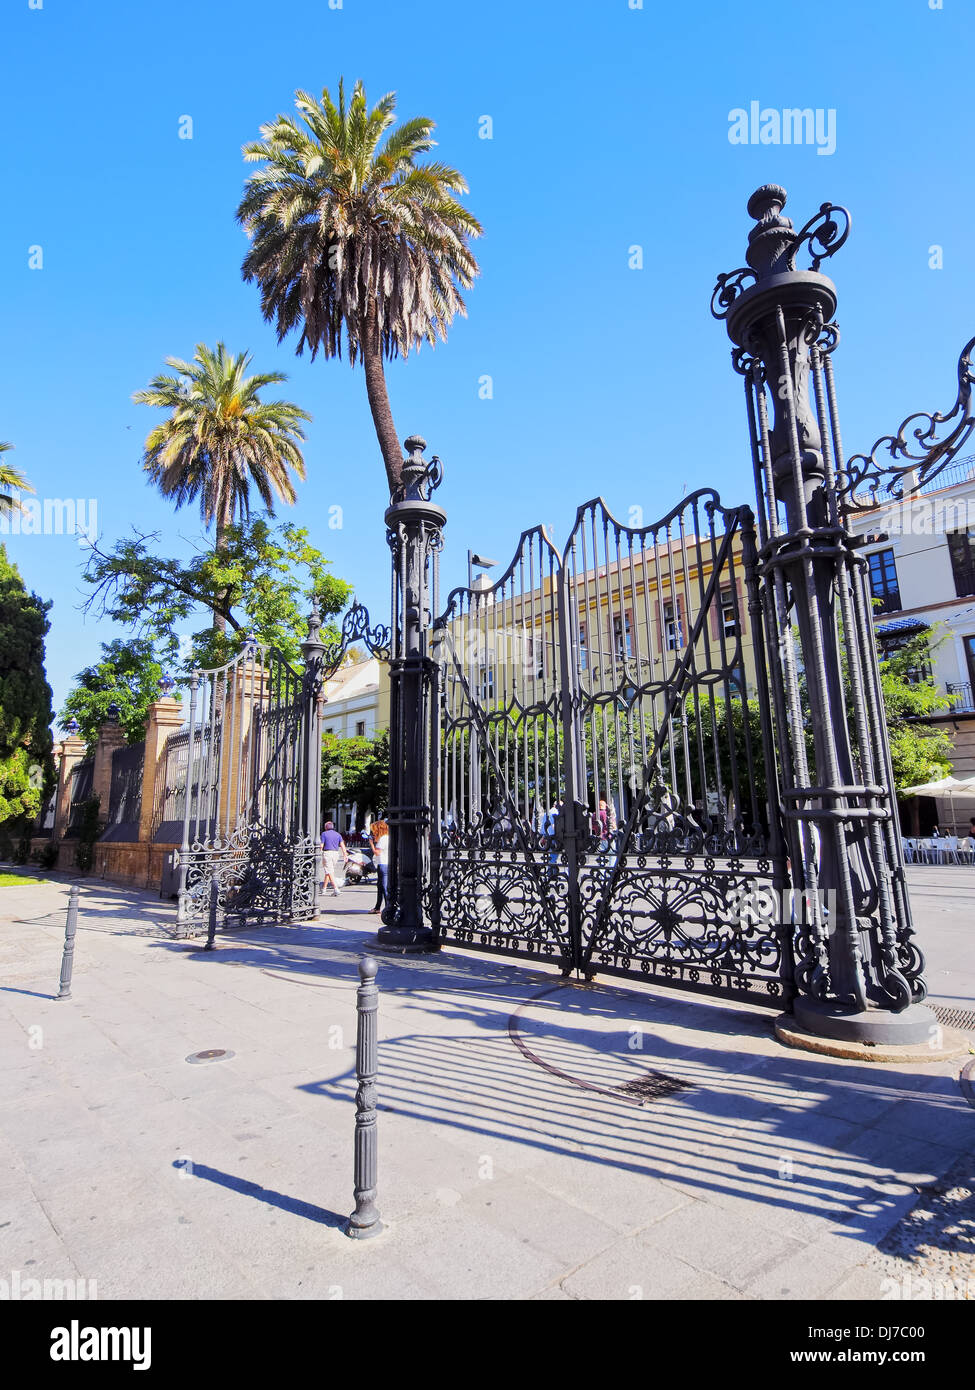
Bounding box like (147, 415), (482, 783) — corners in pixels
(1, 871), (972, 1301)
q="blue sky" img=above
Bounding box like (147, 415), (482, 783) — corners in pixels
(2, 0), (972, 717)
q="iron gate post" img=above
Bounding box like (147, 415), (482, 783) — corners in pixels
(713, 185), (936, 1044)
(301, 600), (327, 918)
(377, 435), (445, 953)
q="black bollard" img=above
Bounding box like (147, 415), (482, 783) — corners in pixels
(346, 956), (382, 1239)
(204, 877), (218, 952)
(56, 885), (80, 1000)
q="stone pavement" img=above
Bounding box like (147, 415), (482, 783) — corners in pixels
(0, 869), (973, 1301)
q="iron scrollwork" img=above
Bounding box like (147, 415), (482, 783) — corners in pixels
(836, 334), (975, 513)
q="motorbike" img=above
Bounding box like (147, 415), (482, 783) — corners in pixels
(343, 839), (375, 884)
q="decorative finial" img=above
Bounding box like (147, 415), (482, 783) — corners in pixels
(745, 184), (795, 277)
(306, 597), (322, 642)
(395, 435), (444, 503)
(158, 673), (176, 697)
(106, 702), (121, 723)
(66, 717), (80, 736)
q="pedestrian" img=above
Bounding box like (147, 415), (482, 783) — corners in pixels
(320, 820), (348, 897)
(369, 819), (390, 915)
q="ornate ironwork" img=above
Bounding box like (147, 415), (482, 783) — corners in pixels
(378, 436), (447, 951)
(428, 485), (790, 1000)
(321, 600), (391, 673)
(178, 823), (317, 930)
(836, 335), (975, 513)
(715, 183), (939, 1045)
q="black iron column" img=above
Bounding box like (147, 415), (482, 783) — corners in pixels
(713, 185), (937, 1044)
(377, 435), (445, 953)
(301, 599), (327, 919)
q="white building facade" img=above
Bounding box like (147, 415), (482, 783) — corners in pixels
(847, 454), (975, 831)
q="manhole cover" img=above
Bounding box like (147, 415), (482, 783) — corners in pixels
(615, 1071), (694, 1103)
(185, 1049), (235, 1065)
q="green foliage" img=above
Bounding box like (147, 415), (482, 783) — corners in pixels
(238, 80), (482, 364)
(879, 631), (954, 793)
(133, 342), (310, 536)
(322, 729), (389, 815)
(0, 440), (36, 519)
(0, 544), (55, 847)
(83, 516), (351, 675)
(59, 638), (166, 751)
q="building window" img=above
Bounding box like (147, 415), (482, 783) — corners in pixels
(479, 667), (494, 701)
(355, 721), (365, 737)
(612, 611), (633, 660)
(325, 727), (334, 736)
(663, 599), (682, 651)
(868, 549), (902, 614)
(578, 624), (587, 670)
(720, 586), (738, 638)
(948, 529), (975, 597)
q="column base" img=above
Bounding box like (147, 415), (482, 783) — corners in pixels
(775, 1014), (969, 1063)
(373, 923), (440, 954)
(791, 997), (939, 1044)
(345, 1217), (384, 1240)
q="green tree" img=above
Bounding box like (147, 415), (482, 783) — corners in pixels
(133, 343), (311, 636)
(59, 639), (166, 750)
(322, 728), (389, 816)
(0, 441), (35, 519)
(0, 544), (55, 850)
(237, 79), (482, 494)
(83, 516), (351, 674)
(879, 631), (954, 792)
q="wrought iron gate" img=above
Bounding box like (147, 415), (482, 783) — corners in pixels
(169, 600), (387, 932)
(428, 490), (794, 1005)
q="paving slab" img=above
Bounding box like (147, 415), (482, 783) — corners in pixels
(1, 869), (973, 1301)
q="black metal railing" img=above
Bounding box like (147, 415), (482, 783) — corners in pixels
(64, 760), (94, 837)
(102, 742), (145, 841)
(946, 681), (974, 712)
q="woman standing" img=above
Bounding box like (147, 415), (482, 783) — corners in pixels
(369, 820), (390, 916)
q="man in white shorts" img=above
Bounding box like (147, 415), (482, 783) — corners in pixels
(320, 821), (348, 896)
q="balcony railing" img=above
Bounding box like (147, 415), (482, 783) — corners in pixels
(946, 681), (974, 712)
(857, 454), (975, 508)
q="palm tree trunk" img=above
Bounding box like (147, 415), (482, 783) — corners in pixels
(361, 309), (403, 497)
(213, 513), (229, 638)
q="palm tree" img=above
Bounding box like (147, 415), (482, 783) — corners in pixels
(237, 79), (481, 496)
(0, 442), (35, 519)
(133, 342), (311, 633)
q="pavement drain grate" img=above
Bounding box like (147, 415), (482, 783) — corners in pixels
(932, 1005), (975, 1032)
(185, 1049), (235, 1065)
(614, 1071), (693, 1103)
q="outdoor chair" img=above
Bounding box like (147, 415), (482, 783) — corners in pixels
(940, 836), (962, 865)
(902, 837), (916, 863)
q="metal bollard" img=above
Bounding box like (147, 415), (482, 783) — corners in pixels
(346, 956), (382, 1239)
(204, 877), (219, 952)
(56, 885), (80, 1000)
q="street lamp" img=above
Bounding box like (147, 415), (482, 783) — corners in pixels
(468, 550), (498, 599)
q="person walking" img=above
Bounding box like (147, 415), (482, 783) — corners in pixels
(320, 820), (348, 897)
(369, 819), (390, 915)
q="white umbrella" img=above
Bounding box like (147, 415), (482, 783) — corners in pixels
(899, 775), (969, 796)
(899, 775), (970, 837)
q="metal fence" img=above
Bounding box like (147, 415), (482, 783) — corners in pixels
(64, 759), (94, 837)
(101, 742), (145, 842)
